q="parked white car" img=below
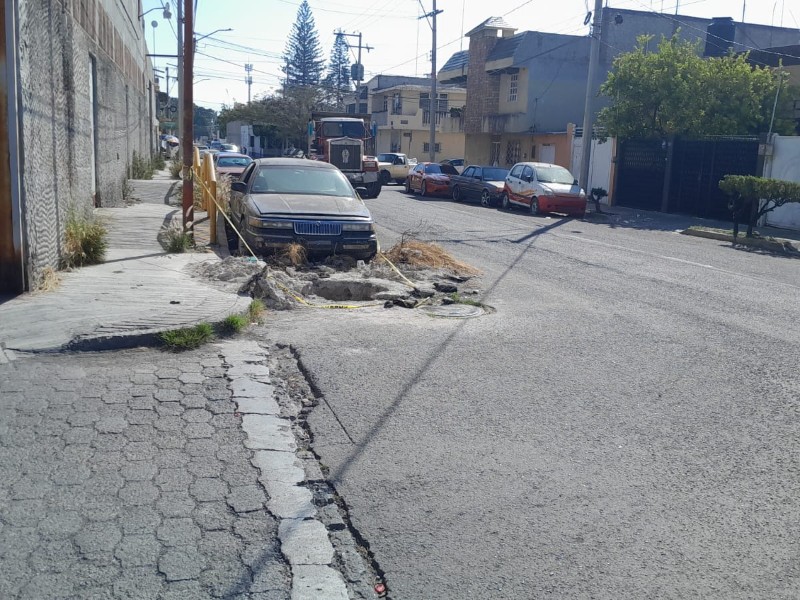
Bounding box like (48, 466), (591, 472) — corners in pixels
(500, 162), (587, 217)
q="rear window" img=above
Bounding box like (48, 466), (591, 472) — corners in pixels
(438, 164), (458, 175)
(251, 166), (356, 198)
(217, 157), (252, 168)
(424, 164), (443, 174)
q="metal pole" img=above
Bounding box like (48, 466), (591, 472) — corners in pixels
(181, 0), (194, 234)
(429, 0), (437, 162)
(356, 32), (363, 105)
(579, 0), (603, 193)
(177, 0), (183, 139)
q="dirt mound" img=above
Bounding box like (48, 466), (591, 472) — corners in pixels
(382, 240), (480, 276)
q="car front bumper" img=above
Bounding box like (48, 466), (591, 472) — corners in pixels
(245, 228), (377, 257)
(539, 195), (587, 215)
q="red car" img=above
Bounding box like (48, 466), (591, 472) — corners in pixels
(404, 162), (459, 197)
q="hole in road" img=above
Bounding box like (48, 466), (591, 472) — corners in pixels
(311, 279), (389, 302)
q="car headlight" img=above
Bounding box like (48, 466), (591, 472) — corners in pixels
(540, 187), (555, 196)
(248, 217), (292, 229)
(341, 222), (374, 232)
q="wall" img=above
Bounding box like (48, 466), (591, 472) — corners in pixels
(15, 0), (156, 288)
(571, 136), (616, 201)
(464, 29), (503, 134)
(765, 135), (800, 231)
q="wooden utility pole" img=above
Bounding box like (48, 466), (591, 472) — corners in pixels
(181, 0), (194, 234)
(579, 0), (603, 193)
(420, 1), (443, 162)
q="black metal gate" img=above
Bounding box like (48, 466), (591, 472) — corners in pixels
(615, 140), (666, 211)
(615, 136), (759, 220)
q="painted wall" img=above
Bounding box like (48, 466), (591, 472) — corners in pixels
(15, 0), (156, 288)
(765, 135), (800, 231)
(571, 137), (616, 202)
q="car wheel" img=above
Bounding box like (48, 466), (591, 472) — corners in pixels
(405, 178), (413, 194)
(452, 185), (461, 202)
(501, 192), (510, 210)
(367, 181), (382, 198)
(380, 170), (391, 185)
(480, 189), (492, 207)
(421, 181), (428, 197)
(530, 197), (539, 215)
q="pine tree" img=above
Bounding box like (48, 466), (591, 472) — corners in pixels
(282, 0), (325, 88)
(323, 33), (351, 109)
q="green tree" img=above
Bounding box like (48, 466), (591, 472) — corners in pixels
(282, 0), (325, 88)
(193, 105), (217, 140)
(597, 34), (796, 139)
(323, 33), (351, 109)
(720, 175), (800, 238)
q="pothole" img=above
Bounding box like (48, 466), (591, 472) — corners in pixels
(419, 303), (487, 318)
(311, 279), (389, 302)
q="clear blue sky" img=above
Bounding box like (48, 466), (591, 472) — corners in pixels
(143, 0), (798, 110)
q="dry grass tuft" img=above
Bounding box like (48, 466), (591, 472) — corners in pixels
(63, 211), (108, 268)
(280, 243), (307, 267)
(383, 239), (480, 276)
(35, 267), (61, 293)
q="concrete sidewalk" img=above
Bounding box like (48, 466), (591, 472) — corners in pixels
(0, 175), (250, 353)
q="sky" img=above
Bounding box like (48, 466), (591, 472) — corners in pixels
(142, 0), (799, 110)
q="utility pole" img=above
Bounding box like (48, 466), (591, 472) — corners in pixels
(579, 0), (603, 194)
(245, 64), (253, 103)
(181, 0), (194, 235)
(339, 32), (373, 109)
(420, 1), (443, 161)
(177, 0), (183, 139)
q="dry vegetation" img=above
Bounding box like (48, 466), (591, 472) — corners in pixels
(383, 239), (480, 276)
(279, 242), (307, 267)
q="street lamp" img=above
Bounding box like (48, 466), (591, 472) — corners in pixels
(194, 28), (233, 48)
(139, 3), (172, 20)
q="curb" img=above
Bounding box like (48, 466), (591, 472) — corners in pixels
(681, 228), (800, 256)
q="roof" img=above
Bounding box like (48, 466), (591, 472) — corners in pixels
(440, 50), (469, 72)
(487, 33), (527, 62)
(745, 44), (800, 67)
(466, 17), (516, 37)
(255, 158), (337, 169)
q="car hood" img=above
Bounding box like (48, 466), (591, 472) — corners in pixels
(486, 179), (505, 189)
(250, 194), (371, 219)
(541, 182), (584, 196)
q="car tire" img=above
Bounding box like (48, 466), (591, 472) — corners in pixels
(480, 189), (492, 207)
(421, 181), (428, 197)
(405, 178), (413, 194)
(452, 185), (461, 202)
(367, 181), (382, 198)
(530, 197), (539, 215)
(501, 192), (510, 210)
(380, 170), (391, 185)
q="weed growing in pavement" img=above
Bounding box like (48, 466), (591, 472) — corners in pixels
(130, 151), (154, 179)
(169, 153), (183, 179)
(152, 152), (166, 171)
(160, 322), (214, 350)
(35, 267), (61, 293)
(122, 178), (134, 203)
(280, 243), (307, 267)
(164, 227), (194, 253)
(221, 314), (248, 334)
(247, 299), (266, 323)
(448, 292), (483, 307)
(63, 210), (108, 268)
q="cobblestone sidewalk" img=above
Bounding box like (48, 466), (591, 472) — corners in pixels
(0, 344), (289, 599)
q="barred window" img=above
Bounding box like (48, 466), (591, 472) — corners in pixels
(508, 73), (518, 103)
(505, 140), (521, 165)
(422, 142), (441, 153)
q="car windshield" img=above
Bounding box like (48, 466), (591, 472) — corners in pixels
(484, 168), (509, 180)
(536, 166), (576, 185)
(251, 166), (355, 197)
(217, 157), (252, 167)
(377, 154), (396, 162)
(430, 164), (458, 175)
(321, 121), (365, 138)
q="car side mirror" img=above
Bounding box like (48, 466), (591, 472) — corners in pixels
(231, 181), (247, 194)
(573, 179), (579, 186)
(524, 175), (532, 183)
(355, 186), (368, 197)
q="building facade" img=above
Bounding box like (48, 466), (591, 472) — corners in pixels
(1, 0), (158, 293)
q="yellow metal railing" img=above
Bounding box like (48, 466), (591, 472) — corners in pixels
(192, 147), (217, 244)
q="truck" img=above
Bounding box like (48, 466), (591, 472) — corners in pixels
(309, 112), (382, 198)
(376, 153), (417, 185)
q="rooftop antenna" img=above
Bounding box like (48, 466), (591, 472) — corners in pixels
(459, 0), (465, 51)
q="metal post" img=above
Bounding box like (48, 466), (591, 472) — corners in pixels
(177, 0), (183, 139)
(429, 0), (437, 162)
(579, 0), (603, 193)
(181, 0), (193, 234)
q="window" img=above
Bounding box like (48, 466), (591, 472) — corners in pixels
(392, 93), (402, 114)
(508, 73), (518, 103)
(509, 164), (524, 178)
(419, 92), (429, 110)
(521, 165), (534, 181)
(422, 142), (441, 153)
(383, 95), (388, 112)
(505, 140), (521, 165)
(462, 167), (474, 178)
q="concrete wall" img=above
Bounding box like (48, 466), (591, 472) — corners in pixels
(15, 0), (156, 288)
(765, 135), (800, 231)
(571, 136), (616, 202)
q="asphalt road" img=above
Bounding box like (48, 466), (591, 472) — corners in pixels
(263, 185), (800, 599)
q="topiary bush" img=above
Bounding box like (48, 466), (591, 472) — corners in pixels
(719, 175), (800, 238)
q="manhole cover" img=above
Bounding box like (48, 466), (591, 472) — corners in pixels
(419, 304), (485, 318)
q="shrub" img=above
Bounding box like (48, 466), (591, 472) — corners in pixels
(247, 299), (266, 323)
(63, 210), (108, 268)
(160, 322), (214, 350)
(720, 175), (800, 238)
(152, 152), (166, 171)
(130, 151), (154, 180)
(221, 314), (248, 334)
(164, 227), (193, 253)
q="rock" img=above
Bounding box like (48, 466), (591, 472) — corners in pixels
(412, 287), (435, 298)
(394, 297), (418, 309)
(286, 267), (297, 277)
(442, 297), (456, 305)
(434, 282), (458, 294)
(383, 301), (394, 309)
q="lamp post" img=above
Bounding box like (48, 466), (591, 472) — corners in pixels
(194, 28), (233, 49)
(138, 3), (172, 20)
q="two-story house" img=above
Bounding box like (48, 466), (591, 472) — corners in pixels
(346, 75), (467, 162)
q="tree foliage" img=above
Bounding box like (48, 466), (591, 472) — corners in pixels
(719, 175), (800, 238)
(323, 33), (351, 109)
(282, 0), (325, 88)
(598, 34), (796, 139)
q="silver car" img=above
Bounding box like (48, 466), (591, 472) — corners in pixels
(229, 159), (377, 260)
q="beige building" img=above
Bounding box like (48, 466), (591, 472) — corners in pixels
(347, 75), (467, 162)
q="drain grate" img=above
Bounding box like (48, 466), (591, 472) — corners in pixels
(419, 304), (485, 318)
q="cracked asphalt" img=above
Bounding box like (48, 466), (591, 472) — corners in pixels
(0, 346), (288, 599)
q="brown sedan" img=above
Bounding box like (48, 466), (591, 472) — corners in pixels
(214, 152), (253, 178)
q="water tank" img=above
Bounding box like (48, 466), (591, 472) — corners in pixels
(704, 17), (736, 57)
